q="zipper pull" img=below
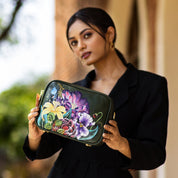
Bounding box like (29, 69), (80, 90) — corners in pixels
(113, 112), (116, 120)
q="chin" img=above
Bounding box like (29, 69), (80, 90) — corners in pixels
(82, 58), (93, 66)
(84, 61), (93, 66)
(85, 58), (100, 66)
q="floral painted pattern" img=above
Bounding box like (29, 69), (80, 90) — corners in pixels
(37, 84), (103, 141)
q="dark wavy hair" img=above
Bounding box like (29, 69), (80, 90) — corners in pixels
(66, 7), (127, 65)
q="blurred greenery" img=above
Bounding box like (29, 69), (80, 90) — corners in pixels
(0, 75), (50, 161)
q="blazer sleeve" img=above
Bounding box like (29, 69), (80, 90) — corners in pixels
(23, 132), (66, 161)
(125, 77), (169, 170)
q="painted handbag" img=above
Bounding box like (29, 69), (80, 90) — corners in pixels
(35, 80), (114, 146)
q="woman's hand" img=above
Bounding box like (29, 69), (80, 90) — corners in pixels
(28, 94), (44, 150)
(102, 120), (131, 159)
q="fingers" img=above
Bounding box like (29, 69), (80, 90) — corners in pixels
(103, 120), (119, 142)
(102, 121), (121, 151)
(28, 93), (40, 125)
(108, 120), (117, 127)
(28, 107), (39, 121)
(28, 93), (40, 121)
(103, 124), (115, 141)
(28, 112), (39, 120)
(102, 132), (112, 140)
(36, 93), (40, 107)
(104, 120), (118, 134)
(28, 117), (36, 125)
(31, 107), (39, 113)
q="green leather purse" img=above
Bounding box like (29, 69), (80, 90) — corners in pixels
(35, 80), (114, 146)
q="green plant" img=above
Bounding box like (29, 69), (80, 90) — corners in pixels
(0, 75), (50, 160)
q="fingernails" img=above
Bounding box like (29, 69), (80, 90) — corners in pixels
(109, 120), (112, 123)
(102, 133), (105, 137)
(104, 125), (107, 129)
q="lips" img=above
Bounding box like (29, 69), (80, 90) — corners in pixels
(81, 52), (91, 59)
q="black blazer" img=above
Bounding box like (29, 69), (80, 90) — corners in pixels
(23, 63), (169, 178)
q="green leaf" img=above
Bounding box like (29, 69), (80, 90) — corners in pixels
(54, 120), (63, 127)
(44, 123), (52, 130)
(57, 129), (64, 134)
(47, 112), (55, 122)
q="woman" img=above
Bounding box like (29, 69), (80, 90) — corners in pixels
(24, 7), (169, 178)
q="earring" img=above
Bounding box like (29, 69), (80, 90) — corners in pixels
(110, 42), (114, 50)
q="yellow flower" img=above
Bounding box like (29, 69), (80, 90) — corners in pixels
(42, 101), (66, 119)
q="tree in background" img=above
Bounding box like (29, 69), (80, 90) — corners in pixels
(0, 75), (51, 178)
(0, 0), (24, 44)
(0, 75), (49, 160)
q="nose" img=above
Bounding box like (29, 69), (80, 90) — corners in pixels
(78, 40), (86, 51)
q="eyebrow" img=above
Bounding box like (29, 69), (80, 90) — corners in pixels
(68, 28), (91, 40)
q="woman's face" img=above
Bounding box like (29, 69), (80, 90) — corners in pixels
(68, 20), (109, 66)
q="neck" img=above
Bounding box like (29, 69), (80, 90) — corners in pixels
(93, 50), (127, 81)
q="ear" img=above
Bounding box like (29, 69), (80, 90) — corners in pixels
(106, 26), (115, 43)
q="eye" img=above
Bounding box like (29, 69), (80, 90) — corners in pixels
(84, 32), (92, 39)
(70, 40), (78, 47)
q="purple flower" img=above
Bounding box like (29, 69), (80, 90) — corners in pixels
(61, 90), (89, 120)
(75, 113), (95, 139)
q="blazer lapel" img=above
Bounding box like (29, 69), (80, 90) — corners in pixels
(79, 64), (138, 111)
(109, 64), (138, 110)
